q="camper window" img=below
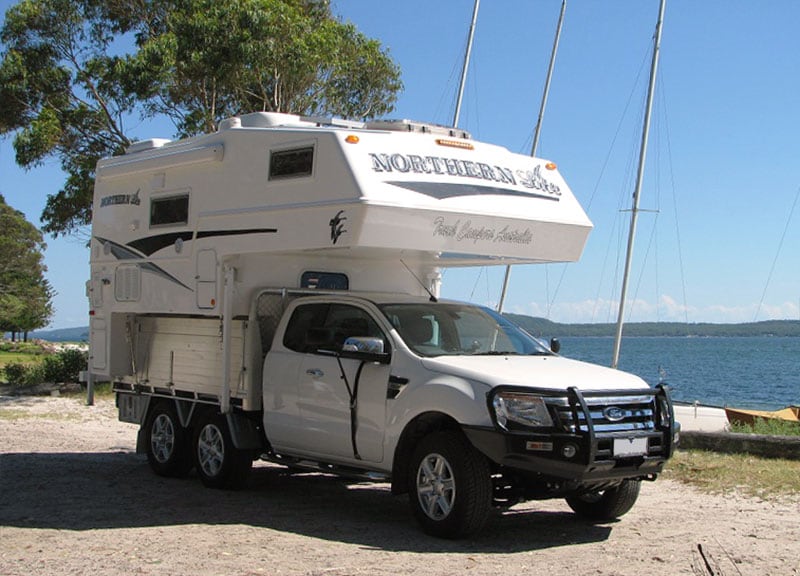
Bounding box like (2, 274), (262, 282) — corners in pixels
(150, 194), (189, 227)
(269, 146), (314, 180)
(301, 271), (349, 290)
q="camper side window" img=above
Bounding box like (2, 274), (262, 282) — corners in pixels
(151, 194), (189, 227)
(269, 146), (314, 180)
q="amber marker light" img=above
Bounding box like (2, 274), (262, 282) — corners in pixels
(436, 138), (474, 150)
(545, 162), (557, 170)
(345, 135), (360, 144)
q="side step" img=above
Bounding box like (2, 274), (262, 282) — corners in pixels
(261, 453), (390, 482)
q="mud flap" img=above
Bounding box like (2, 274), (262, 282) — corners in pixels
(225, 412), (264, 451)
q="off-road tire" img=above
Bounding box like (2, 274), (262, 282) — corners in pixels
(408, 430), (492, 538)
(144, 401), (192, 478)
(565, 479), (642, 520)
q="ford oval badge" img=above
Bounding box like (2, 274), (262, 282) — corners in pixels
(604, 406), (626, 422)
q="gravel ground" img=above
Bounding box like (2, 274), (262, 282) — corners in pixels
(1, 394), (798, 576)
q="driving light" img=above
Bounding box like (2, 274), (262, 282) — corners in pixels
(492, 392), (553, 429)
(562, 443), (578, 459)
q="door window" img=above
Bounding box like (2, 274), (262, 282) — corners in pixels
(283, 303), (388, 354)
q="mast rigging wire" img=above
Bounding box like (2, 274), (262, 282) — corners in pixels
(754, 186), (800, 321)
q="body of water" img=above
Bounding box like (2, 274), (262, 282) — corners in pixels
(557, 336), (799, 411)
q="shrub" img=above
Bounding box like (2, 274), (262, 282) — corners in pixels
(58, 349), (87, 382)
(23, 363), (45, 386)
(3, 362), (29, 385)
(2, 349), (87, 386)
(41, 355), (65, 383)
(37, 350), (87, 383)
(2, 362), (44, 387)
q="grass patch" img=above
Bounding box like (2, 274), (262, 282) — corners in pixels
(0, 350), (43, 368)
(0, 408), (86, 422)
(729, 418), (800, 437)
(664, 449), (800, 498)
(62, 381), (115, 399)
(0, 408), (32, 420)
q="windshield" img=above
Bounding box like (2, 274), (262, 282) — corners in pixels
(379, 302), (552, 357)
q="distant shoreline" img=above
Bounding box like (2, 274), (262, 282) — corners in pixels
(14, 317), (800, 342)
(504, 316), (800, 338)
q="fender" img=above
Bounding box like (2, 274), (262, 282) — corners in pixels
(383, 373), (492, 462)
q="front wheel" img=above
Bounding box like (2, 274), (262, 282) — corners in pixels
(408, 431), (492, 539)
(193, 412), (253, 489)
(565, 479), (642, 521)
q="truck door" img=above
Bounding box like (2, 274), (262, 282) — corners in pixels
(265, 302), (390, 463)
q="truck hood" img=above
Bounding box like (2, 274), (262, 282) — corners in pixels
(420, 354), (648, 392)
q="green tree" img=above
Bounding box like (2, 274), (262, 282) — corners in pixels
(0, 0), (137, 237)
(0, 0), (402, 236)
(122, 0), (402, 135)
(0, 194), (55, 340)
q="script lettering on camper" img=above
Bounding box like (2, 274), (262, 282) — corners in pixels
(369, 153), (561, 197)
(100, 189), (141, 207)
(433, 217), (533, 246)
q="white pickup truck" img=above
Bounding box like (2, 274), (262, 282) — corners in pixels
(89, 112), (678, 537)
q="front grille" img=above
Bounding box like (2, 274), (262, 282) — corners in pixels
(550, 396), (657, 434)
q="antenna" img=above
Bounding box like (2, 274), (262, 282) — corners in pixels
(400, 260), (438, 302)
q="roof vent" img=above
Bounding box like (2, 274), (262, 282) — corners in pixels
(126, 139), (171, 154)
(236, 112), (307, 128)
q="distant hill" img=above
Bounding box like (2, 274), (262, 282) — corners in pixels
(11, 317), (800, 343)
(22, 326), (90, 342)
(504, 315), (800, 338)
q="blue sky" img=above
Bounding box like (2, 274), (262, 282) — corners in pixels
(1, 0), (798, 329)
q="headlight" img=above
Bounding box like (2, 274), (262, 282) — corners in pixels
(492, 392), (554, 430)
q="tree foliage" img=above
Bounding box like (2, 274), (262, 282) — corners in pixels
(124, 0), (402, 135)
(0, 0), (136, 236)
(0, 194), (55, 337)
(0, 0), (403, 235)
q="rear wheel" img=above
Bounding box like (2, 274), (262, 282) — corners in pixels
(565, 479), (642, 520)
(408, 431), (492, 538)
(193, 412), (253, 489)
(144, 401), (192, 477)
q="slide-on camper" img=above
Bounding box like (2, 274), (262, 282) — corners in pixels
(88, 112), (678, 538)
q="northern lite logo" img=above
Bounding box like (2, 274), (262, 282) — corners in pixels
(100, 189), (141, 207)
(369, 153), (561, 196)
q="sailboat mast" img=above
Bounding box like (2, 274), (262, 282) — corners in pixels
(611, 0), (667, 369)
(531, 0), (567, 158)
(453, 0), (480, 127)
(497, 0), (567, 313)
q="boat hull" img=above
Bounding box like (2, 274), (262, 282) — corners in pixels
(725, 406), (800, 427)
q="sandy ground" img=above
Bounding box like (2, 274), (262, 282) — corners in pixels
(1, 394), (798, 576)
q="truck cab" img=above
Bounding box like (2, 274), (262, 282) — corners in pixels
(253, 291), (675, 537)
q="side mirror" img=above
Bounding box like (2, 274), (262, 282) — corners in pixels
(340, 336), (391, 364)
(550, 337), (561, 354)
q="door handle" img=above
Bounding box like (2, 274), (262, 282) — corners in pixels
(306, 368), (324, 377)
